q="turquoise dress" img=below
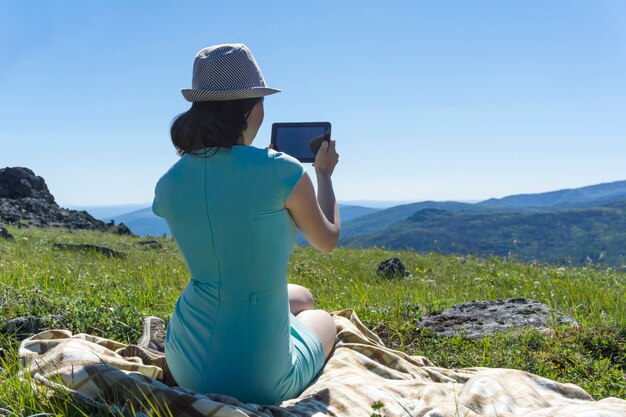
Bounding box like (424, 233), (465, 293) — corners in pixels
(152, 145), (325, 405)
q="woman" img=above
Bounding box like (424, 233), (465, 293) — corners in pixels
(152, 44), (339, 405)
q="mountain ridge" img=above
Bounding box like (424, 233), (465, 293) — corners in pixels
(480, 179), (626, 208)
(340, 179), (626, 242)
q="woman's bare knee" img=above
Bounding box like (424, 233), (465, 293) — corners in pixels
(288, 284), (315, 315)
(295, 309), (337, 359)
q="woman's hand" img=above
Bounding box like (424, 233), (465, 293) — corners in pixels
(285, 138), (340, 253)
(313, 139), (339, 177)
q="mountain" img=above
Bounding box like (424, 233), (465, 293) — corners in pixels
(480, 180), (626, 208)
(69, 203), (149, 220)
(343, 204), (626, 267)
(106, 207), (170, 237)
(338, 200), (414, 209)
(111, 203), (380, 238)
(338, 180), (626, 243)
(336, 205), (380, 222)
(339, 201), (494, 242)
(296, 204), (379, 245)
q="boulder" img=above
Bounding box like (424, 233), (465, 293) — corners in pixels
(116, 222), (133, 236)
(1, 315), (67, 340)
(138, 240), (162, 248)
(377, 257), (407, 278)
(0, 167), (54, 202)
(417, 298), (574, 339)
(53, 243), (127, 259)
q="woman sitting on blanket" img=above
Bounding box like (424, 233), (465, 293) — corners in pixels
(152, 44), (339, 405)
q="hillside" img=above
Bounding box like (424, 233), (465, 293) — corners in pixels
(296, 204), (380, 245)
(339, 201), (494, 241)
(344, 205), (626, 267)
(0, 226), (625, 416)
(105, 206), (170, 236)
(340, 180), (626, 243)
(481, 179), (626, 208)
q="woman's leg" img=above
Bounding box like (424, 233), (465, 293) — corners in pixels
(288, 284), (337, 359)
(288, 283), (315, 315)
(295, 309), (337, 359)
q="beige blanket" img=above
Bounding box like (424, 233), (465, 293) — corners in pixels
(19, 309), (626, 417)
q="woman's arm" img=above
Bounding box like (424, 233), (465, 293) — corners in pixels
(285, 140), (340, 252)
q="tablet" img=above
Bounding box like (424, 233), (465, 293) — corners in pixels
(271, 122), (332, 163)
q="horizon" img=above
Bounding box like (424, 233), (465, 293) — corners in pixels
(2, 1), (625, 205)
(62, 176), (626, 211)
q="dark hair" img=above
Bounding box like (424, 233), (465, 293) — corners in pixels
(170, 98), (261, 156)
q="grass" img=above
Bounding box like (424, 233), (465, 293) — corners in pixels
(0, 225), (625, 415)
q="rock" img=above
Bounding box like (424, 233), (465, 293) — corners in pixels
(0, 167), (54, 202)
(53, 243), (127, 259)
(1, 315), (67, 340)
(0, 167), (108, 231)
(116, 222), (133, 236)
(0, 223), (13, 239)
(417, 298), (575, 339)
(138, 240), (162, 248)
(376, 257), (407, 278)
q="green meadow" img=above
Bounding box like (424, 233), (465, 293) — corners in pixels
(0, 226), (625, 416)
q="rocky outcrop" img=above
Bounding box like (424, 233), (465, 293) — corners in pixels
(417, 298), (575, 339)
(115, 222), (132, 235)
(0, 167), (125, 232)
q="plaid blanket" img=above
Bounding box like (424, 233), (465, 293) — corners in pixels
(19, 309), (626, 417)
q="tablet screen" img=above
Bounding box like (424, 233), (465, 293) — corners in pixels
(271, 122), (331, 163)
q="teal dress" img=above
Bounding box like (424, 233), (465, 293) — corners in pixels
(152, 145), (325, 405)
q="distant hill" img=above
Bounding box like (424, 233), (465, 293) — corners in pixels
(343, 204), (626, 267)
(106, 207), (170, 237)
(110, 204), (380, 238)
(71, 203), (149, 220)
(339, 201), (494, 242)
(338, 180), (626, 243)
(480, 180), (626, 208)
(337, 205), (380, 222)
(296, 204), (379, 245)
(338, 200), (414, 209)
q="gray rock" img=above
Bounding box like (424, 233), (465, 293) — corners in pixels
(377, 257), (407, 278)
(0, 167), (54, 202)
(53, 243), (127, 259)
(1, 315), (67, 340)
(417, 298), (574, 339)
(138, 240), (162, 248)
(0, 223), (13, 239)
(0, 167), (132, 233)
(116, 222), (133, 236)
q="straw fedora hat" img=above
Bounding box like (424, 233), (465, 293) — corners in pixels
(181, 44), (281, 102)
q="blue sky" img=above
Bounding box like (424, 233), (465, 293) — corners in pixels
(1, 1), (625, 206)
